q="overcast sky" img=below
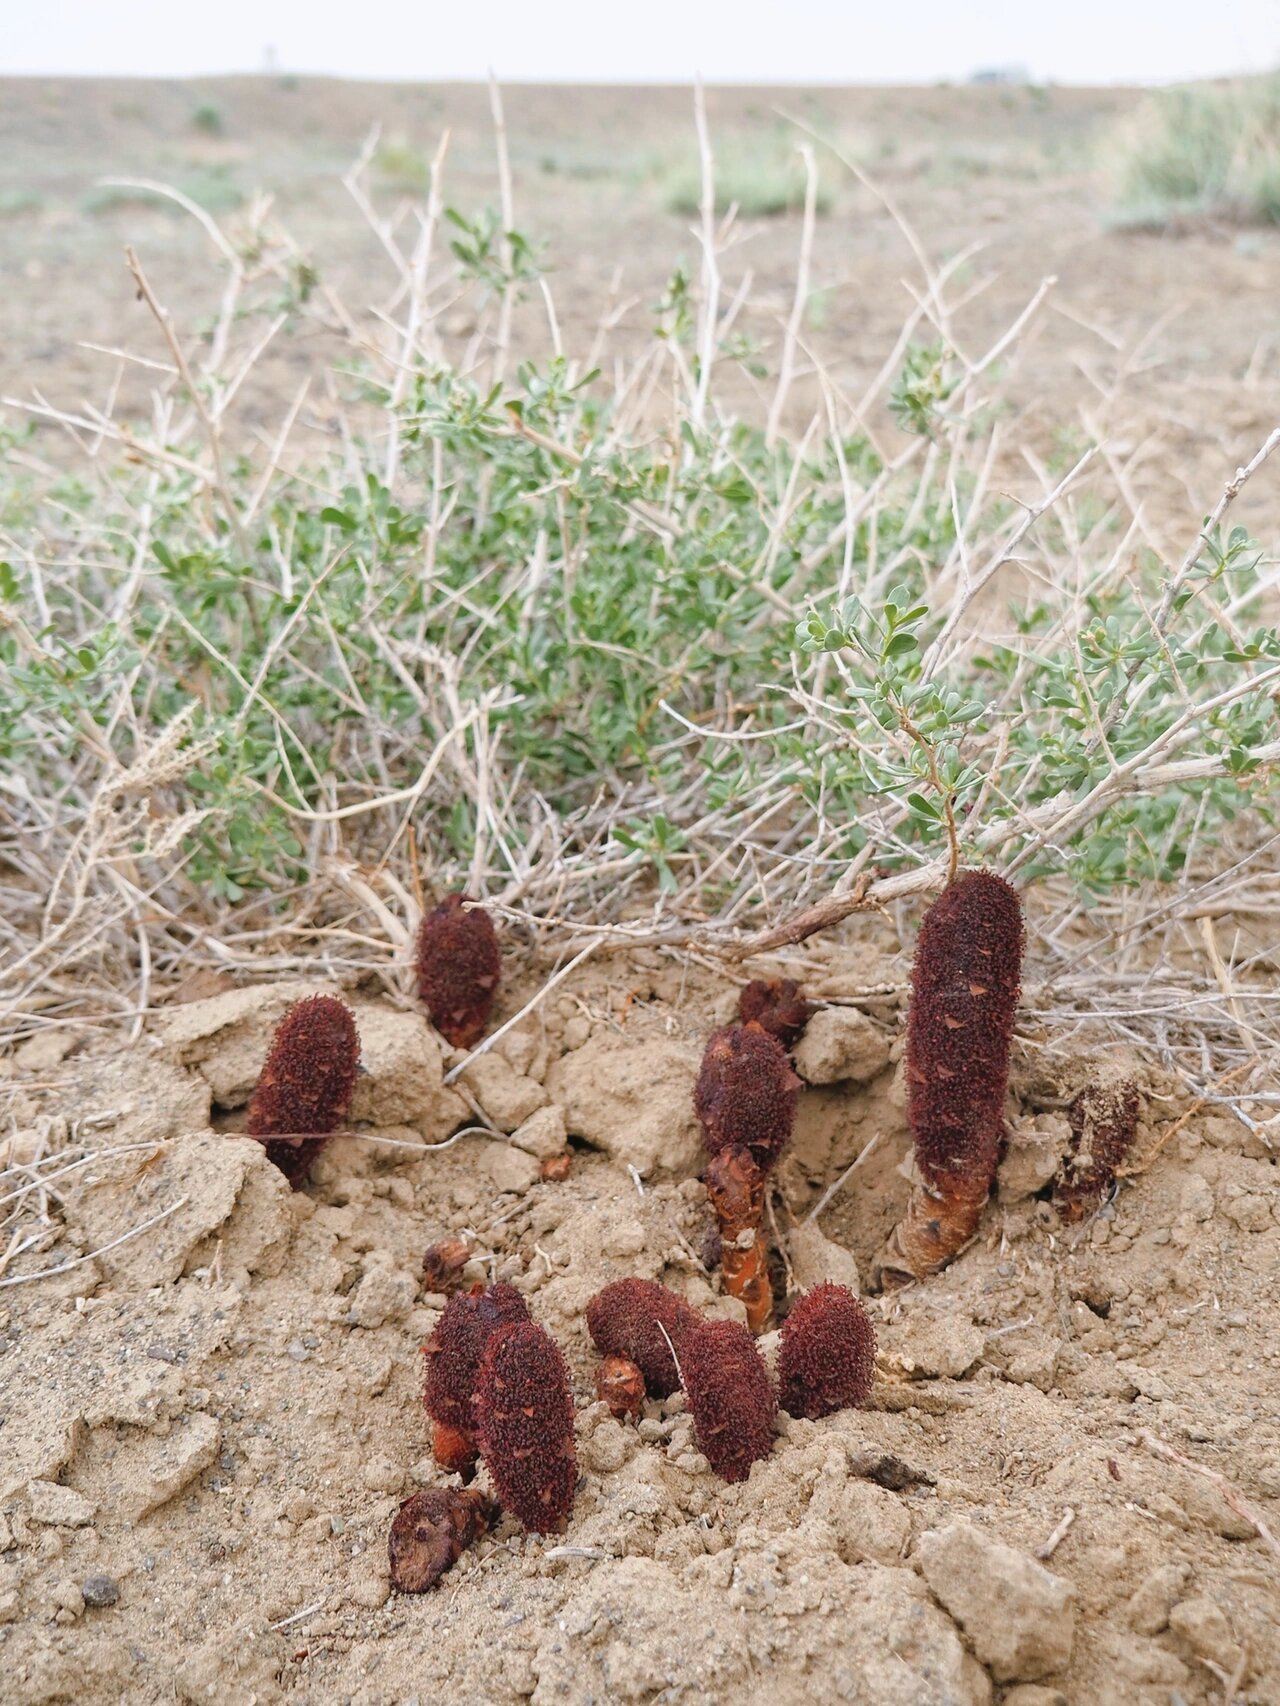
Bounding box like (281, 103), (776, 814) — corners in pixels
(5, 0), (1279, 84)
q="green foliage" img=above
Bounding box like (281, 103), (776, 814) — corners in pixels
(374, 136), (431, 193)
(0, 188), (44, 218)
(889, 343), (958, 438)
(659, 130), (832, 219)
(192, 102), (225, 137)
(1109, 76), (1280, 228)
(793, 523), (1278, 890)
(2, 185), (1275, 918)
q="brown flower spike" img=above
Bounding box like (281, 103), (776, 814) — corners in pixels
(874, 871), (1024, 1287)
(694, 1022), (800, 1331)
(679, 1317), (776, 1483)
(737, 978), (813, 1049)
(1054, 1080), (1141, 1222)
(586, 1279), (697, 1399)
(695, 1023), (802, 1171)
(388, 1488), (495, 1593)
(777, 1283), (876, 1419)
(245, 995), (360, 1187)
(475, 1321), (577, 1533)
(416, 892), (501, 1049)
(423, 1282), (530, 1476)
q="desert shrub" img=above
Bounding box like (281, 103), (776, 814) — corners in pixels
(0, 189), (44, 218)
(192, 102), (224, 137)
(374, 135), (432, 193)
(1108, 75), (1280, 228)
(659, 128), (832, 217)
(1, 115), (1277, 1036)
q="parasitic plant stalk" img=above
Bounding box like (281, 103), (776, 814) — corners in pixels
(777, 1283), (876, 1419)
(246, 995), (360, 1187)
(694, 1022), (800, 1331)
(873, 870), (1023, 1287)
(422, 1282), (530, 1477)
(416, 892), (501, 1049)
(703, 1145), (771, 1334)
(474, 1320), (577, 1533)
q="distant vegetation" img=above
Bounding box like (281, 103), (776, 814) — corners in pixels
(1109, 74), (1280, 228)
(660, 130), (833, 218)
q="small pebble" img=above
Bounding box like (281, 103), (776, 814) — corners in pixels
(81, 1574), (120, 1608)
(52, 1582), (84, 1616)
(351, 1574), (390, 1610)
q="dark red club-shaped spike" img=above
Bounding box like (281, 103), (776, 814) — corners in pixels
(416, 892), (501, 1049)
(679, 1317), (776, 1484)
(245, 995), (360, 1187)
(474, 1321), (577, 1534)
(777, 1283), (876, 1419)
(875, 871), (1023, 1286)
(586, 1279), (697, 1399)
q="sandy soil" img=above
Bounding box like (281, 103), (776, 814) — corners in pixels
(1, 914), (1277, 1705)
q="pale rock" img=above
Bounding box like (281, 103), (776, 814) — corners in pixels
(495, 1026), (539, 1077)
(1110, 1638), (1191, 1687)
(1222, 1192), (1273, 1233)
(173, 1622), (285, 1704)
(1168, 1596), (1241, 1672)
(14, 1031), (79, 1072)
(917, 1521), (1075, 1682)
(1001, 1690), (1068, 1706)
(882, 1315), (985, 1380)
(1179, 1174), (1215, 1221)
(997, 1113), (1071, 1203)
(546, 1034), (703, 1178)
(602, 1218), (647, 1259)
(350, 1005), (466, 1140)
(822, 1478), (911, 1565)
(1002, 1339), (1061, 1392)
(1125, 1561), (1190, 1634)
(533, 1556), (989, 1706)
(67, 1127), (292, 1291)
(2, 1285), (241, 1501)
(161, 982), (464, 1141)
(510, 1104), (568, 1159)
(787, 1220), (861, 1295)
(27, 1481), (96, 1528)
(50, 1580), (84, 1617)
(361, 1456), (405, 1494)
(827, 1565), (992, 1706)
(1174, 1470), (1259, 1540)
(122, 1412), (221, 1520)
(350, 1574), (390, 1610)
(161, 979), (338, 1102)
(793, 1008), (891, 1085)
(347, 1258), (417, 1329)
(474, 1138), (541, 1195)
(462, 1051), (548, 1132)
(581, 1419), (634, 1475)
